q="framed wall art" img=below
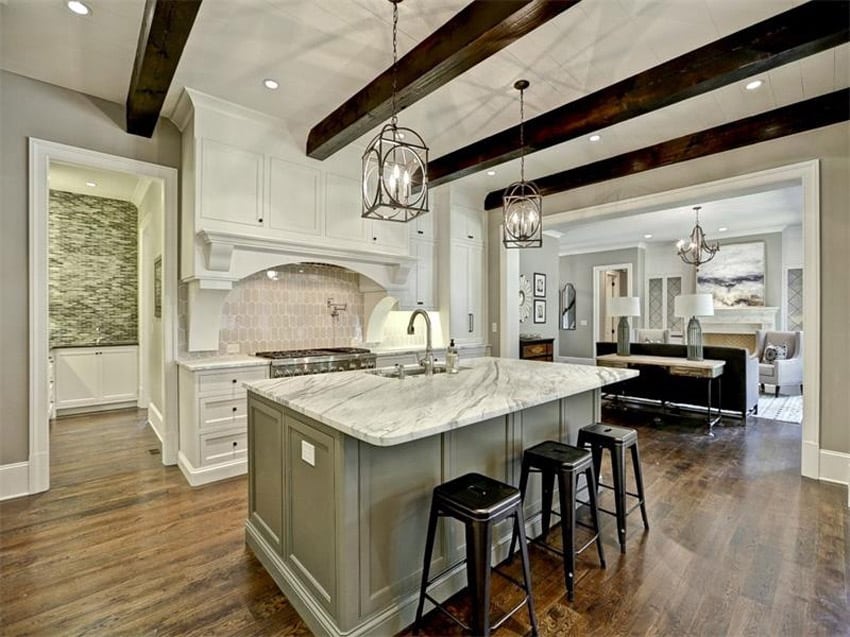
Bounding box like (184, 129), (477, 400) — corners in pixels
(561, 283), (576, 330)
(533, 299), (546, 324)
(534, 272), (546, 297)
(696, 240), (765, 307)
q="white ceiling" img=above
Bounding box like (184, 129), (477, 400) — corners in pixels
(49, 161), (143, 203)
(1, 0), (845, 248)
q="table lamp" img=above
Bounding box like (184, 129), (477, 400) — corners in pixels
(607, 296), (641, 356)
(674, 293), (715, 361)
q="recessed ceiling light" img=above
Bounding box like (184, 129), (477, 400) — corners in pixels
(589, 134), (601, 142)
(67, 1), (91, 16)
(263, 79), (279, 90)
(85, 181), (96, 187)
(486, 170), (496, 176)
(745, 79), (763, 91)
(718, 226), (728, 232)
(643, 234), (653, 239)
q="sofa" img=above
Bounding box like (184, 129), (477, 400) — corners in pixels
(595, 341), (760, 418)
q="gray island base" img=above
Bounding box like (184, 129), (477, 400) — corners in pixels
(243, 357), (636, 637)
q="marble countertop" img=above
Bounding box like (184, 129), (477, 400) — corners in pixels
(245, 357), (636, 447)
(176, 355), (270, 371)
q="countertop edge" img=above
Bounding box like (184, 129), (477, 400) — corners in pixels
(177, 356), (270, 371)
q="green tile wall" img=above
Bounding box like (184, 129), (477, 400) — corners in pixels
(49, 190), (138, 347)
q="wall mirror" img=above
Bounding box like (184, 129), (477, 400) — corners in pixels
(561, 283), (576, 330)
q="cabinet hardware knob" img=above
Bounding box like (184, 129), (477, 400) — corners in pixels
(417, 230), (423, 235)
(467, 234), (473, 239)
(232, 407), (238, 412)
(258, 218), (263, 223)
(417, 301), (423, 305)
(232, 379), (237, 384)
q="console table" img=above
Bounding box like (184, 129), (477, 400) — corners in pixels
(596, 353), (725, 435)
(519, 337), (554, 362)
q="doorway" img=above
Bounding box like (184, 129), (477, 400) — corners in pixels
(29, 139), (179, 493)
(592, 263), (633, 347)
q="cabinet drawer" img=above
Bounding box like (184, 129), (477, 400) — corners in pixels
(522, 343), (550, 357)
(198, 367), (268, 396)
(199, 396), (248, 430)
(201, 431), (248, 465)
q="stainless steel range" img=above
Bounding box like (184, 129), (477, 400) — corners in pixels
(255, 347), (377, 378)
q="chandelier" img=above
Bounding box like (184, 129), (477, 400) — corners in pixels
(676, 205), (719, 268)
(361, 0), (429, 223)
(503, 80), (542, 248)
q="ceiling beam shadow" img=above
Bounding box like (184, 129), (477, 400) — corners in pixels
(483, 88), (850, 209)
(305, 0), (580, 160)
(126, 0), (203, 138)
(432, 0), (850, 187)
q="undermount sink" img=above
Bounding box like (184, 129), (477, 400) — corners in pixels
(367, 363), (464, 379)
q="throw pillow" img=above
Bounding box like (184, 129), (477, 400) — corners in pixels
(764, 343), (788, 362)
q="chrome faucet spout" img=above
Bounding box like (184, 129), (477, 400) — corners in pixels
(406, 310), (434, 376)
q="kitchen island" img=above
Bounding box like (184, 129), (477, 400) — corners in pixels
(244, 357), (636, 637)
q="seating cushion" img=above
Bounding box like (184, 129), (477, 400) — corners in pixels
(759, 363), (776, 378)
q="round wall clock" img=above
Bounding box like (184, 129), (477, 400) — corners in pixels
(519, 274), (532, 323)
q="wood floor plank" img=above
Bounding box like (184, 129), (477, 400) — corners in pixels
(1, 404), (847, 636)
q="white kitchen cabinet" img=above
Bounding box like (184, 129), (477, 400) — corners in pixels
(409, 210), (436, 241)
(267, 156), (322, 237)
(397, 238), (437, 310)
(450, 205), (485, 244)
(178, 363), (269, 486)
(367, 218), (408, 251)
(449, 242), (484, 343)
(199, 139), (264, 228)
(54, 346), (138, 413)
(325, 173), (369, 244)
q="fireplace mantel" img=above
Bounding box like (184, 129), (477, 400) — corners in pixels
(700, 306), (779, 334)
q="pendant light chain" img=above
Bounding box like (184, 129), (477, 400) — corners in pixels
(391, 0), (398, 127)
(519, 85), (525, 183)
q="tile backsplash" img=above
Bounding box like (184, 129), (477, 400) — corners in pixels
(49, 190), (138, 347)
(179, 263), (366, 356)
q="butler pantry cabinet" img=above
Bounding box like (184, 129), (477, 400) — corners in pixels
(53, 346), (138, 414)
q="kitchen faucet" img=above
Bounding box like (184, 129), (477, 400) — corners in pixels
(406, 309), (435, 376)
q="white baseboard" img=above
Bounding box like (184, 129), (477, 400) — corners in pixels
(56, 400), (137, 417)
(177, 451), (246, 487)
(819, 449), (850, 489)
(0, 462), (30, 501)
(556, 356), (595, 366)
(147, 402), (165, 445)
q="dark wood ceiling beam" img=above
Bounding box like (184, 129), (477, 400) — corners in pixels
(306, 0), (580, 160)
(126, 0), (203, 138)
(433, 0), (850, 187)
(483, 88), (850, 209)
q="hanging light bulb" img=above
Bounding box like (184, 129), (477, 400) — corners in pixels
(361, 0), (429, 223)
(676, 205), (719, 269)
(503, 80), (542, 248)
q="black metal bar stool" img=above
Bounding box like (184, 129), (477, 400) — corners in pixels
(414, 472), (538, 637)
(507, 441), (606, 602)
(577, 423), (649, 553)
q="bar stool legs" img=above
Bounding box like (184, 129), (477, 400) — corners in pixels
(414, 472), (538, 637)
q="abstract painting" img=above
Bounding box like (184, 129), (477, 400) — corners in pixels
(697, 241), (765, 307)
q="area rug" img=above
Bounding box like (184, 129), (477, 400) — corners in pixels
(755, 394), (803, 423)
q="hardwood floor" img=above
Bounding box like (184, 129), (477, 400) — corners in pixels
(1, 405), (847, 636)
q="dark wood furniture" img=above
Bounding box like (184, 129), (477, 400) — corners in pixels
(519, 337), (554, 362)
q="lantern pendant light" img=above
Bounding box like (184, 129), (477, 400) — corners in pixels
(361, 0), (429, 223)
(502, 79), (542, 248)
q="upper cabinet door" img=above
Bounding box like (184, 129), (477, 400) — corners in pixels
(200, 139), (264, 227)
(325, 173), (368, 244)
(409, 210), (435, 241)
(368, 219), (408, 252)
(451, 205), (485, 244)
(268, 157), (322, 237)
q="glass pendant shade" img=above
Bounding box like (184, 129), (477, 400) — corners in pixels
(503, 79), (542, 249)
(362, 123), (428, 221)
(361, 0), (429, 223)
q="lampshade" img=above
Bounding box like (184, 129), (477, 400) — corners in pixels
(607, 296), (640, 317)
(674, 293), (714, 318)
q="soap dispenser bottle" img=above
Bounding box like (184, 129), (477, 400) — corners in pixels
(446, 338), (459, 374)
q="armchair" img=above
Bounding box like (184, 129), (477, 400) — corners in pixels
(634, 328), (670, 343)
(755, 330), (803, 397)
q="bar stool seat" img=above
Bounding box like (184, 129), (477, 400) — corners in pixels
(508, 441), (606, 602)
(577, 423), (649, 553)
(414, 472), (538, 636)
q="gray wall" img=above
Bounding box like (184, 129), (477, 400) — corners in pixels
(0, 70), (180, 465)
(519, 235), (559, 347)
(544, 122), (849, 455)
(49, 190), (139, 347)
(559, 247), (643, 359)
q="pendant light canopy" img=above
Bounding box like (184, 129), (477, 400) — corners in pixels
(362, 0), (429, 223)
(676, 205), (719, 269)
(503, 79), (542, 249)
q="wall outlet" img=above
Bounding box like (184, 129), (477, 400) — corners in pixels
(226, 343), (240, 354)
(301, 440), (315, 467)
(580, 319), (588, 327)
(491, 322), (498, 334)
